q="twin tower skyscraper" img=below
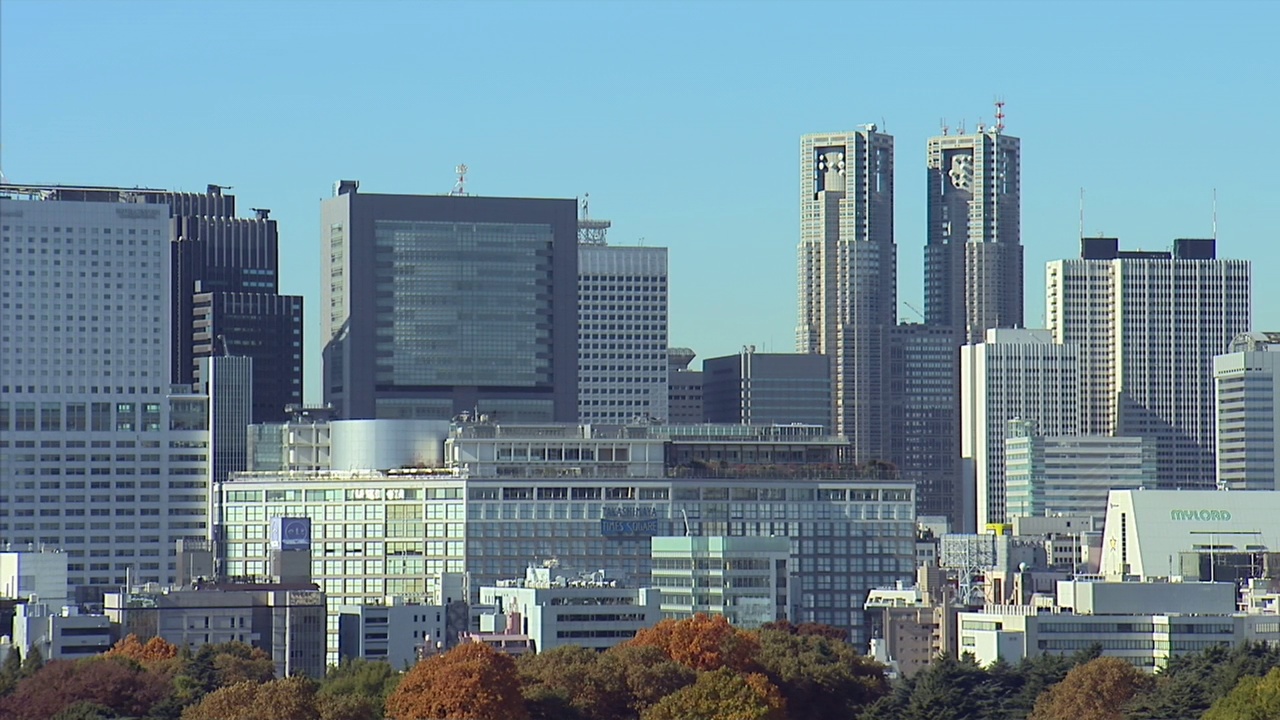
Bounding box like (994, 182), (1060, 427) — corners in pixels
(798, 120), (1021, 529)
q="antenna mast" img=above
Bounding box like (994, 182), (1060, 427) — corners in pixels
(577, 192), (611, 245)
(1079, 188), (1085, 239)
(994, 97), (1006, 133)
(450, 164), (469, 196)
(1213, 188), (1218, 241)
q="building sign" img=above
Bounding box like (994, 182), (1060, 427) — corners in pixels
(1170, 510), (1232, 522)
(601, 506), (660, 538)
(270, 517), (312, 550)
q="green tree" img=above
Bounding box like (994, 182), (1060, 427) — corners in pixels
(20, 645), (43, 678)
(1028, 657), (1151, 720)
(0, 648), (22, 697)
(641, 668), (785, 720)
(49, 701), (118, 720)
(1202, 667), (1280, 720)
(319, 658), (399, 715)
(754, 627), (888, 720)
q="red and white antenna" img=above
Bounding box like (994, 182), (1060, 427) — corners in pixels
(994, 97), (1006, 134)
(450, 164), (469, 196)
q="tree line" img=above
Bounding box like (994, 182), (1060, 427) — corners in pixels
(0, 616), (1277, 719)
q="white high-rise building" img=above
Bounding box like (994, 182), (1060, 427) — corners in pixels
(1214, 331), (1280, 491)
(961, 329), (1079, 527)
(797, 127), (896, 449)
(0, 193), (210, 599)
(1047, 238), (1251, 489)
(577, 211), (669, 424)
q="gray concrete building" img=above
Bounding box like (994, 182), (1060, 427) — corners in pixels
(577, 210), (669, 424)
(1214, 332), (1280, 491)
(651, 536), (791, 628)
(667, 348), (704, 424)
(321, 181), (579, 421)
(924, 121), (1023, 343)
(702, 348), (830, 428)
(797, 127), (896, 447)
(1047, 238), (1251, 489)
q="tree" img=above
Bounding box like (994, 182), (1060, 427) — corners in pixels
(20, 645), (43, 678)
(754, 628), (888, 720)
(1202, 667), (1280, 720)
(0, 657), (173, 720)
(49, 701), (118, 720)
(1028, 657), (1152, 720)
(319, 658), (399, 715)
(629, 614), (761, 673)
(181, 676), (321, 720)
(183, 641), (275, 696)
(317, 692), (380, 720)
(385, 642), (527, 720)
(105, 634), (179, 665)
(641, 668), (785, 720)
(596, 645), (697, 719)
(0, 648), (22, 697)
(757, 620), (848, 641)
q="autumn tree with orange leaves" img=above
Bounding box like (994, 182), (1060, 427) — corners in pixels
(628, 613), (761, 673)
(106, 634), (179, 665)
(386, 641), (527, 720)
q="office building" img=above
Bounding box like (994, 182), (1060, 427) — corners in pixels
(0, 192), (212, 601)
(321, 182), (579, 421)
(479, 565), (662, 652)
(192, 291), (303, 424)
(1100, 489), (1280, 581)
(200, 356), (252, 491)
(247, 406), (335, 472)
(957, 579), (1280, 671)
(863, 566), (957, 678)
(338, 599), (448, 669)
(797, 127), (896, 447)
(173, 206), (304, 423)
(13, 603), (112, 660)
(667, 348), (703, 424)
(1004, 420), (1154, 522)
(105, 582), (326, 678)
(577, 211), (669, 424)
(0, 549), (70, 604)
(882, 324), (963, 526)
(217, 467), (917, 648)
(651, 536), (790, 628)
(961, 329), (1079, 528)
(702, 348), (830, 428)
(924, 121), (1023, 342)
(1214, 332), (1280, 491)
(1047, 238), (1251, 489)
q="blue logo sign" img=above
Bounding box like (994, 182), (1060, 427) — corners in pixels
(270, 517), (312, 550)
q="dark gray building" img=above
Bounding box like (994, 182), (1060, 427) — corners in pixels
(703, 347), (830, 428)
(667, 348), (704, 424)
(193, 292), (302, 427)
(881, 324), (962, 523)
(321, 182), (579, 421)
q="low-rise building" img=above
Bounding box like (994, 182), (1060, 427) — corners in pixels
(104, 582), (326, 678)
(957, 579), (1280, 671)
(863, 565), (957, 677)
(477, 565), (661, 653)
(650, 536), (790, 628)
(337, 597), (447, 669)
(13, 603), (111, 660)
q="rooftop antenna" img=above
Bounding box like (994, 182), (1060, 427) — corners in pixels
(958, 118), (967, 135)
(1213, 188), (1218, 241)
(940, 118), (949, 136)
(994, 97), (1006, 133)
(450, 164), (468, 196)
(1079, 188), (1085, 239)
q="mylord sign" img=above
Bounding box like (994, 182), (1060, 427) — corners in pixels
(1169, 510), (1232, 522)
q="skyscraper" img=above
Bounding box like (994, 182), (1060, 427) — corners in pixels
(0, 188), (211, 599)
(702, 348), (830, 428)
(577, 208), (669, 424)
(1047, 237), (1251, 489)
(961, 329), (1079, 528)
(797, 127), (895, 449)
(1213, 331), (1280, 491)
(321, 181), (579, 421)
(925, 122), (1022, 343)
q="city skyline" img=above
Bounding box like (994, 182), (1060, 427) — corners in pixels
(3, 1), (1276, 404)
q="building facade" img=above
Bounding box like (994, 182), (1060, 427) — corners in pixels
(961, 329), (1079, 528)
(192, 291), (303, 424)
(337, 598), (447, 669)
(924, 125), (1022, 343)
(1214, 332), (1280, 491)
(1047, 238), (1251, 489)
(216, 471), (916, 648)
(667, 348), (703, 424)
(1004, 420), (1154, 522)
(702, 348), (830, 428)
(320, 182), (579, 421)
(797, 128), (896, 446)
(650, 536), (790, 628)
(0, 193), (212, 601)
(578, 231), (669, 424)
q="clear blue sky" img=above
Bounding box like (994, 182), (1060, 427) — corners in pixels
(4, 0), (1276, 403)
